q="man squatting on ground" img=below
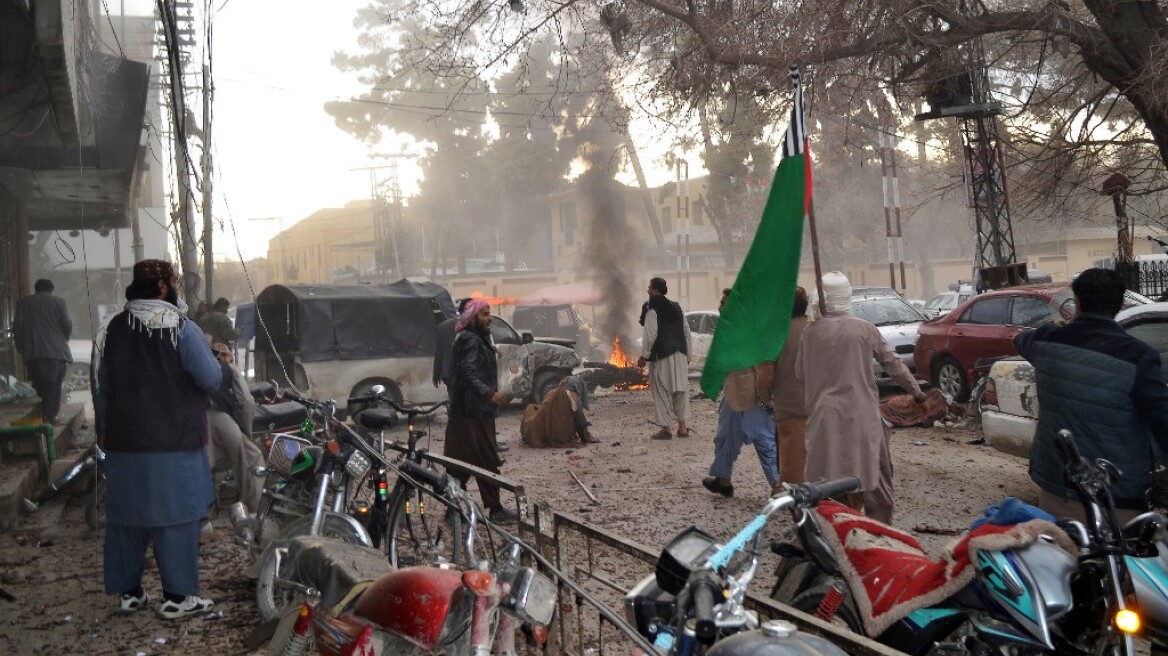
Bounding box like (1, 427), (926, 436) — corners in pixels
(444, 299), (519, 523)
(1017, 267), (1168, 524)
(638, 277), (692, 440)
(798, 271), (925, 524)
(702, 288), (778, 497)
(13, 278), (72, 424)
(94, 259), (223, 618)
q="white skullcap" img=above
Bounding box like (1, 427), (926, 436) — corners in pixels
(822, 271), (852, 315)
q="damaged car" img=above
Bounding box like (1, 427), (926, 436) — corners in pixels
(979, 301), (1168, 458)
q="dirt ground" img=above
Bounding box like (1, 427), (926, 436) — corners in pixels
(0, 383), (1036, 654)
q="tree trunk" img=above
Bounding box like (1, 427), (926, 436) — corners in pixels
(624, 135), (666, 255)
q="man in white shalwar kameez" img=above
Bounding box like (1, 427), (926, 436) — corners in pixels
(797, 272), (925, 523)
(638, 277), (691, 439)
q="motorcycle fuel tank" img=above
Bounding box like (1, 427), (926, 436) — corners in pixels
(706, 620), (848, 656)
(352, 566), (467, 650)
(971, 538), (1075, 649)
(1127, 543), (1168, 643)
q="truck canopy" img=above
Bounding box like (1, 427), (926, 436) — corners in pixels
(255, 281), (455, 362)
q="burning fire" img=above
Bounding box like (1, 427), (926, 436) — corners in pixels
(607, 336), (649, 390)
(608, 336), (637, 368)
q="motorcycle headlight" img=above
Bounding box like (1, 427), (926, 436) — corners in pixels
(499, 567), (557, 626)
(344, 449), (371, 483)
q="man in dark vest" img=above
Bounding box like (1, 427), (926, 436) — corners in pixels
(94, 260), (223, 619)
(637, 277), (691, 440)
(13, 278), (72, 424)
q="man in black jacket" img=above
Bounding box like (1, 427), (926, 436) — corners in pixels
(13, 279), (72, 424)
(637, 277), (691, 440)
(444, 299), (518, 523)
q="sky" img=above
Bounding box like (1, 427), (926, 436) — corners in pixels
(120, 0), (686, 263)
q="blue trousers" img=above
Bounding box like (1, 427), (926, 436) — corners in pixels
(103, 520), (201, 597)
(708, 399), (778, 487)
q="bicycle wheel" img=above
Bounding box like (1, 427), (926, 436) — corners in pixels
(385, 476), (463, 568)
(255, 512), (372, 621)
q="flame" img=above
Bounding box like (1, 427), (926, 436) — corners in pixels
(468, 291), (517, 306)
(608, 336), (637, 368)
(607, 336), (649, 390)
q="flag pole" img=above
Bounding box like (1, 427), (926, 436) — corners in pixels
(806, 197), (827, 316)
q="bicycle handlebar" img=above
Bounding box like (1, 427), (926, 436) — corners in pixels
(346, 394), (448, 417)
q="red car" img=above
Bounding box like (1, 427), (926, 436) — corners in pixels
(914, 284), (1072, 401)
(915, 283), (1151, 400)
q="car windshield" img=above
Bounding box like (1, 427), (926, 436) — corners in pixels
(851, 299), (925, 326)
(925, 294), (956, 311)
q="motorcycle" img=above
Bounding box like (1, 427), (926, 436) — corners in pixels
(624, 477), (858, 656)
(770, 429), (1168, 655)
(265, 459), (561, 656)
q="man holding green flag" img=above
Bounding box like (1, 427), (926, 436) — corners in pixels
(700, 67), (810, 401)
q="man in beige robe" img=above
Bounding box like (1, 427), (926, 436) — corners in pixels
(797, 272), (924, 523)
(638, 277), (692, 439)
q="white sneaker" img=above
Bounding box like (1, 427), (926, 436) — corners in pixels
(117, 590), (150, 614)
(157, 595), (215, 619)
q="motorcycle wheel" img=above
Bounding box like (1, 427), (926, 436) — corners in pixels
(85, 466), (106, 530)
(385, 477), (464, 568)
(790, 581), (865, 634)
(255, 512), (372, 622)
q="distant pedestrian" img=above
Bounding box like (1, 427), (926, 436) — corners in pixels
(702, 289), (778, 497)
(94, 259), (223, 619)
(638, 277), (691, 440)
(1017, 268), (1168, 523)
(197, 297), (241, 346)
(12, 279), (72, 424)
(444, 300), (518, 523)
(772, 286), (810, 489)
(207, 343), (264, 515)
(798, 272), (924, 524)
(433, 298), (472, 389)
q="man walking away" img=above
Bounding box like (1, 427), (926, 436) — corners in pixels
(773, 286), (810, 488)
(197, 297), (241, 346)
(638, 277), (691, 440)
(798, 272), (924, 524)
(444, 299), (518, 523)
(13, 279), (72, 424)
(1017, 267), (1168, 523)
(702, 289), (778, 497)
(94, 260), (223, 619)
(207, 343), (265, 515)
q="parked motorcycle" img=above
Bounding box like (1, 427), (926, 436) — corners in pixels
(624, 477), (858, 656)
(265, 459), (561, 655)
(770, 429), (1168, 655)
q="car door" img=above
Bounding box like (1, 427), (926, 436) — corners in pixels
(489, 316), (530, 399)
(949, 295), (1013, 369)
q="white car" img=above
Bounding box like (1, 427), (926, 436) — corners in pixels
(980, 302), (1168, 458)
(685, 310), (718, 372)
(850, 297), (927, 382)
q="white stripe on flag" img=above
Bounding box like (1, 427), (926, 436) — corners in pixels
(783, 67), (806, 158)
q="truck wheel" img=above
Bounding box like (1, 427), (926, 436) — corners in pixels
(533, 371), (565, 404)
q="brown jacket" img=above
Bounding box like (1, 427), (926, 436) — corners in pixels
(772, 316), (808, 419)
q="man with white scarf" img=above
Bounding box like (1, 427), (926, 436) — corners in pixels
(797, 271), (925, 523)
(94, 260), (223, 619)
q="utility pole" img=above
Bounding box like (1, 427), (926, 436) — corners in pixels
(357, 154), (417, 280)
(675, 159), (690, 306)
(878, 116), (906, 291)
(201, 60), (214, 304)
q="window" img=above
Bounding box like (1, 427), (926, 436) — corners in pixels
(1010, 295), (1051, 327)
(661, 206), (673, 234)
(490, 316), (521, 345)
(1126, 320), (1168, 378)
(959, 296), (1009, 325)
(560, 202), (577, 246)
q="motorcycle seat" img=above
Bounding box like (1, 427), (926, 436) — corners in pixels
(250, 381), (276, 401)
(253, 401), (309, 433)
(355, 409), (399, 431)
(287, 536), (392, 612)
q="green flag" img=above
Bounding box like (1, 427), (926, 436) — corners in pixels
(700, 68), (809, 399)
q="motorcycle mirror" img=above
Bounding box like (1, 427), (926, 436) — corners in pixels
(370, 384), (386, 395)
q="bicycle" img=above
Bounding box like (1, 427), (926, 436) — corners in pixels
(344, 389), (461, 567)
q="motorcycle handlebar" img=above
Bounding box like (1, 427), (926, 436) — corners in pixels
(689, 571), (720, 644)
(793, 476), (861, 507)
(1056, 429), (1083, 466)
(400, 459), (448, 491)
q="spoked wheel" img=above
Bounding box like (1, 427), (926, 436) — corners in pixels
(386, 473), (464, 568)
(255, 512), (372, 621)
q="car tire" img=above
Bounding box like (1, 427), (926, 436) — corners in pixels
(533, 370), (566, 404)
(933, 356), (970, 402)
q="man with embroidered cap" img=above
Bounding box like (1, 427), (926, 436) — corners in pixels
(797, 271), (924, 523)
(444, 299), (517, 523)
(94, 259), (224, 618)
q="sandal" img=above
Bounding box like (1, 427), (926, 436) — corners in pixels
(676, 428), (691, 437)
(650, 429), (673, 440)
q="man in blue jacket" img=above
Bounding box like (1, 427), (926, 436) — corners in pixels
(1016, 268), (1168, 522)
(95, 260), (223, 618)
